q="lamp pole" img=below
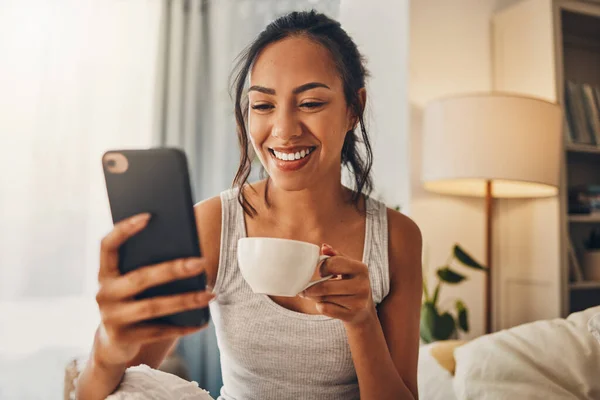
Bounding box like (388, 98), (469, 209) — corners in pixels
(485, 180), (493, 334)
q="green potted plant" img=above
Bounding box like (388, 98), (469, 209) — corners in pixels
(420, 244), (487, 344)
(583, 228), (600, 281)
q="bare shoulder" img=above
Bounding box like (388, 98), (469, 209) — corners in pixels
(386, 208), (423, 289)
(194, 195), (222, 289)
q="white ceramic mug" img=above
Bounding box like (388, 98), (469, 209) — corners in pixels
(237, 237), (333, 297)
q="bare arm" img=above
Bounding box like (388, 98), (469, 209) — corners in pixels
(345, 210), (422, 399)
(77, 330), (179, 399)
(302, 209), (422, 399)
(75, 329), (131, 400)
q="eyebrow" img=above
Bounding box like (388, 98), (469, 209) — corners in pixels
(247, 82), (331, 95)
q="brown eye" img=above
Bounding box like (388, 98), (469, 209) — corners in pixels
(251, 104), (274, 111)
(300, 102), (325, 109)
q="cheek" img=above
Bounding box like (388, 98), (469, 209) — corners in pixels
(309, 110), (348, 149)
(248, 115), (269, 147)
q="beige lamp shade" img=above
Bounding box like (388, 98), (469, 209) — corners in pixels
(422, 93), (562, 198)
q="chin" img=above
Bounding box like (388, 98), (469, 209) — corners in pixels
(267, 174), (313, 192)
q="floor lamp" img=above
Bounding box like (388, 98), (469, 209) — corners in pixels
(421, 93), (562, 334)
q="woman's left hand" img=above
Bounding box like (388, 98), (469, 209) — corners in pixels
(301, 243), (376, 327)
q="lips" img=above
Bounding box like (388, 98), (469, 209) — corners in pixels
(267, 146), (317, 172)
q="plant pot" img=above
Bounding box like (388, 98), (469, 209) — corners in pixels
(582, 250), (600, 281)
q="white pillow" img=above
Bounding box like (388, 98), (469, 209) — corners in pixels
(453, 306), (600, 400)
(105, 364), (214, 400)
(417, 343), (458, 400)
(589, 313), (600, 344)
(567, 305), (600, 327)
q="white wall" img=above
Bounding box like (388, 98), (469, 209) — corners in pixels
(339, 0), (411, 212)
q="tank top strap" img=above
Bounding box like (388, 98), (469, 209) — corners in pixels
(212, 188), (244, 295)
(364, 197), (390, 304)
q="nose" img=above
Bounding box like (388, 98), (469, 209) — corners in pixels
(271, 108), (301, 140)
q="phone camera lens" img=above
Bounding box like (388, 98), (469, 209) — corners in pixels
(106, 159), (116, 168)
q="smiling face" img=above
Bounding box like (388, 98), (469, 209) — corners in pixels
(247, 35), (356, 192)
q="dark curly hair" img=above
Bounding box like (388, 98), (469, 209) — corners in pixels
(229, 10), (373, 216)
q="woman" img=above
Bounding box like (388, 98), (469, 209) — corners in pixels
(77, 10), (422, 400)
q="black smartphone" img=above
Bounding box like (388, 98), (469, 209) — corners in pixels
(102, 147), (209, 327)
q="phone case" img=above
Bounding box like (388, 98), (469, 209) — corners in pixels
(102, 147), (209, 327)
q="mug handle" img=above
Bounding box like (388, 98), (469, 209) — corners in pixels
(302, 255), (334, 291)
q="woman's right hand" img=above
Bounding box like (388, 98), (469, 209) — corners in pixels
(93, 212), (215, 369)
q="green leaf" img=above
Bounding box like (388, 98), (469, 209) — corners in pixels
(420, 303), (438, 344)
(435, 312), (456, 341)
(437, 267), (467, 284)
(432, 282), (441, 305)
(422, 276), (430, 302)
(453, 245), (486, 270)
(456, 300), (469, 332)
(420, 303), (456, 342)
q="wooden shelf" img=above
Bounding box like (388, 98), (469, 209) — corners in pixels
(566, 144), (600, 155)
(570, 281), (600, 290)
(569, 214), (600, 223)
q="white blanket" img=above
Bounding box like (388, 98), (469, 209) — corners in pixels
(453, 306), (600, 400)
(105, 365), (214, 400)
(589, 312), (600, 344)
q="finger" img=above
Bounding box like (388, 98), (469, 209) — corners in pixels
(320, 256), (366, 278)
(319, 297), (353, 310)
(99, 213), (152, 279)
(104, 291), (215, 325)
(321, 243), (341, 257)
(301, 288), (370, 312)
(99, 258), (208, 301)
(316, 301), (353, 319)
(123, 323), (207, 344)
(301, 292), (360, 310)
(302, 278), (360, 297)
(313, 295), (354, 308)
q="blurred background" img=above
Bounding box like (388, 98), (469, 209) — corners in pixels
(0, 1), (341, 398)
(1, 0), (599, 399)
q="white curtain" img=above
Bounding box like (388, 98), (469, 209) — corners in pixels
(0, 0), (164, 300)
(0, 0), (165, 396)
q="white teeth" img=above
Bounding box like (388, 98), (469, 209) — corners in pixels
(272, 148), (313, 161)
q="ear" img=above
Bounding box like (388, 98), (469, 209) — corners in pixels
(347, 88), (367, 132)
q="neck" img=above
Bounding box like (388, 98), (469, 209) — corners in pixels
(264, 173), (354, 231)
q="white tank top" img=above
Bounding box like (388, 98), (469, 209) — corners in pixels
(208, 188), (390, 400)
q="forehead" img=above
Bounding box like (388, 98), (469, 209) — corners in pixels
(249, 36), (341, 90)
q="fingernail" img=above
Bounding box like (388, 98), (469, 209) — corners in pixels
(130, 213), (151, 225)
